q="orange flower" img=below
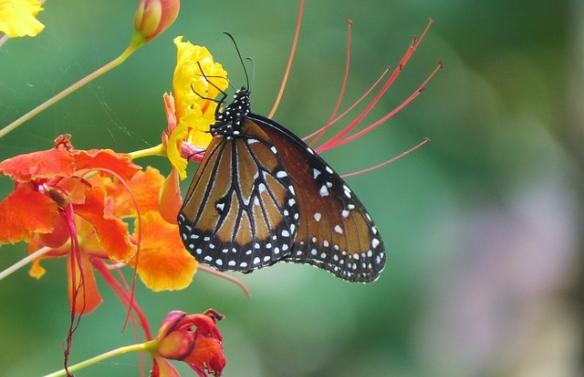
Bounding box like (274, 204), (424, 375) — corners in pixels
(0, 135), (137, 313)
(0, 134), (197, 313)
(151, 309), (226, 377)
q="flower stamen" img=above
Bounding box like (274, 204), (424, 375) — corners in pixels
(310, 19), (353, 146)
(316, 19), (434, 153)
(268, 0), (305, 118)
(325, 62), (443, 150)
(303, 66), (390, 142)
(341, 137), (431, 178)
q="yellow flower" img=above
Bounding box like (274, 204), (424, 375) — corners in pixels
(166, 36), (228, 179)
(0, 0), (45, 38)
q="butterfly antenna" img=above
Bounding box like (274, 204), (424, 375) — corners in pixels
(245, 57), (256, 94)
(204, 74), (238, 92)
(196, 61), (227, 104)
(223, 32), (250, 90)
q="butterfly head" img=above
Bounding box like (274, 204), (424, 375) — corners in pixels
(212, 87), (251, 138)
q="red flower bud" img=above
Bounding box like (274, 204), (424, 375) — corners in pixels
(152, 309), (226, 377)
(134, 0), (180, 41)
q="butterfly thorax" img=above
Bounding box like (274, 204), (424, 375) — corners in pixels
(211, 88), (251, 139)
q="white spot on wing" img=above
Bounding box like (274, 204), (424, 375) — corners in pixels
(314, 212), (321, 222)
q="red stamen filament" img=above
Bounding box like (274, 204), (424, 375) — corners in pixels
(92, 258), (153, 339)
(268, 0), (305, 118)
(341, 137), (431, 178)
(309, 19), (353, 146)
(326, 62), (442, 150)
(198, 265), (250, 297)
(63, 204), (84, 377)
(303, 66), (390, 142)
(82, 167), (142, 333)
(317, 19), (434, 153)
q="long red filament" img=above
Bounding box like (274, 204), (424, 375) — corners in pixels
(268, 0), (305, 118)
(93, 258), (153, 339)
(317, 19), (433, 152)
(63, 204), (84, 377)
(327, 62), (442, 150)
(309, 19), (353, 146)
(198, 265), (250, 297)
(341, 137), (431, 178)
(303, 66), (390, 142)
(83, 167), (143, 333)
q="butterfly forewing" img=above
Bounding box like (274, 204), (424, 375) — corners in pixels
(178, 121), (299, 271)
(249, 114), (386, 282)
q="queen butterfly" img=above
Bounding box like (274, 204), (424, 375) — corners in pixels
(178, 42), (385, 283)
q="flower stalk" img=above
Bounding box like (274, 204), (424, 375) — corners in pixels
(0, 42), (140, 139)
(0, 246), (52, 281)
(43, 340), (158, 377)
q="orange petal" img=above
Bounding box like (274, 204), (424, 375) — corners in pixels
(0, 148), (74, 182)
(121, 167), (166, 217)
(56, 176), (90, 205)
(159, 168), (182, 224)
(74, 187), (134, 262)
(38, 213), (70, 248)
(68, 254), (102, 314)
(0, 184), (58, 244)
(91, 167), (166, 219)
(73, 149), (140, 181)
(29, 259), (46, 279)
(185, 335), (226, 376)
(151, 356), (181, 377)
(134, 211), (197, 292)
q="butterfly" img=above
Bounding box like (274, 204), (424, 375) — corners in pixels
(177, 39), (385, 282)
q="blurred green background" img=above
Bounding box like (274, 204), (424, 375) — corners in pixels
(0, 1), (581, 376)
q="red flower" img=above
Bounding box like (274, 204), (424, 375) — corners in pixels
(0, 134), (197, 314)
(151, 309), (226, 377)
(0, 135), (137, 313)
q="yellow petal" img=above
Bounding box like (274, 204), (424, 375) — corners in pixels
(171, 36), (227, 149)
(29, 258), (46, 279)
(0, 0), (45, 38)
(167, 118), (189, 179)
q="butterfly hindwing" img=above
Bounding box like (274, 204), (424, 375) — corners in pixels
(248, 114), (386, 282)
(178, 120), (299, 272)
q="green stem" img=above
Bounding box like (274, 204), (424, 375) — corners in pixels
(0, 246), (52, 281)
(43, 340), (157, 377)
(128, 143), (165, 160)
(0, 35), (145, 139)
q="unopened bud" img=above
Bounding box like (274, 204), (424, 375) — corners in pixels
(134, 0), (180, 41)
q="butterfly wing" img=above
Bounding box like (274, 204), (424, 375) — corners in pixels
(178, 120), (299, 272)
(248, 114), (386, 283)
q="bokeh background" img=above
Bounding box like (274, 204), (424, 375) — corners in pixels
(0, 1), (581, 376)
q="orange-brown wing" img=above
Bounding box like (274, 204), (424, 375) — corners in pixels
(178, 120), (299, 272)
(249, 114), (385, 283)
